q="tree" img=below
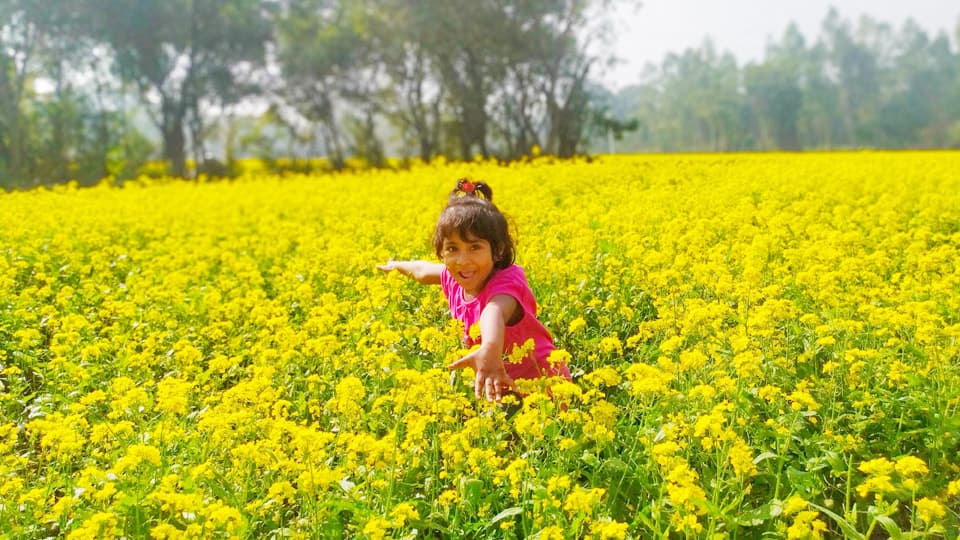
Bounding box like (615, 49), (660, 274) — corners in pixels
(274, 0), (381, 169)
(84, 0), (271, 177)
(0, 0), (42, 186)
(366, 0), (444, 162)
(744, 25), (806, 150)
(819, 10), (884, 146)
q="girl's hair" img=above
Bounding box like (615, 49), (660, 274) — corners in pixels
(432, 178), (515, 269)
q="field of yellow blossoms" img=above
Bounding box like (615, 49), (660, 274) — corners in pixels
(1, 152), (959, 539)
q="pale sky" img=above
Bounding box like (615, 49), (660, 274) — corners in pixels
(597, 0), (960, 90)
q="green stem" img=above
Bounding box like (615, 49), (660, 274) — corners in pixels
(844, 454), (854, 516)
(773, 429), (792, 501)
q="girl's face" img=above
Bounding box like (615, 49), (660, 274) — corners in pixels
(441, 231), (495, 297)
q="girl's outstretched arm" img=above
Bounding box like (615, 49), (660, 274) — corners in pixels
(376, 259), (443, 285)
(448, 294), (519, 402)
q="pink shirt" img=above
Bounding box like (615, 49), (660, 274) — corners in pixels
(441, 264), (571, 381)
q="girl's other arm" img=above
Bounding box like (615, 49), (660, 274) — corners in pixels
(448, 294), (519, 401)
(376, 259), (443, 285)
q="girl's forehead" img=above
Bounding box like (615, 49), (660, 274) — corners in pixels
(445, 230), (485, 243)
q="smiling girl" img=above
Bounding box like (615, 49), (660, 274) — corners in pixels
(377, 179), (571, 402)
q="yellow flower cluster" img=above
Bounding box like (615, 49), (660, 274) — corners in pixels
(2, 151), (959, 537)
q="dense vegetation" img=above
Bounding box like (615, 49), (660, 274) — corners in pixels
(2, 153), (959, 538)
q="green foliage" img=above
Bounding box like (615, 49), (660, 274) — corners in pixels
(605, 10), (960, 153)
(3, 3), (960, 187)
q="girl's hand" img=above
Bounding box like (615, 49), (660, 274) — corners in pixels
(376, 259), (398, 273)
(374, 260), (443, 284)
(448, 345), (518, 402)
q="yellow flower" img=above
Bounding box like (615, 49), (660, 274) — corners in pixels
(583, 366), (621, 387)
(783, 495), (809, 515)
(362, 517), (391, 540)
(156, 376), (193, 416)
(150, 523), (185, 539)
(267, 480), (296, 504)
(547, 474), (572, 494)
(418, 326), (448, 354)
(858, 457), (894, 477)
(894, 455), (928, 477)
(202, 501), (243, 533)
(65, 511), (118, 540)
(567, 316), (587, 333)
(328, 376), (366, 420)
(624, 362), (672, 396)
(112, 443), (161, 475)
(590, 519), (629, 540)
(856, 475), (896, 499)
(733, 350), (762, 379)
(787, 510), (827, 539)
(729, 438), (758, 477)
(547, 348), (573, 368)
(914, 497), (946, 524)
(947, 478), (960, 497)
(563, 486), (606, 517)
(390, 502), (419, 527)
(665, 460), (707, 515)
(438, 489), (459, 507)
(679, 348), (708, 372)
(787, 389), (819, 412)
(599, 336), (623, 355)
(537, 525), (565, 540)
(671, 512), (703, 533)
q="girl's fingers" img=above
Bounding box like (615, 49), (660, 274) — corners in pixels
(489, 379), (501, 402)
(478, 374), (490, 400)
(447, 356), (474, 370)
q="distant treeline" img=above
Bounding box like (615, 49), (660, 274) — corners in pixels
(2, 2), (958, 190)
(2, 0), (634, 189)
(599, 9), (960, 153)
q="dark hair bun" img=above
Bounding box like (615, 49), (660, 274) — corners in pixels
(453, 178), (493, 201)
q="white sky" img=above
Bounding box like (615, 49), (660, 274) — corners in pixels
(596, 0), (960, 90)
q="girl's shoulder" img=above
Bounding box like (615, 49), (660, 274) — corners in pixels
(482, 264), (531, 298)
(492, 264), (526, 283)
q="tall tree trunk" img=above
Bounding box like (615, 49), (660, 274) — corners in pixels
(161, 95), (187, 177)
(91, 60), (111, 182)
(1, 21), (35, 187)
(52, 59), (69, 183)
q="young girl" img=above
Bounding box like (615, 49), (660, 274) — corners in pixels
(377, 179), (571, 402)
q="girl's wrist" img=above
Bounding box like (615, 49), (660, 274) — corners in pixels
(475, 344), (505, 367)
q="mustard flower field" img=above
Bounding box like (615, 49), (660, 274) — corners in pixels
(1, 152), (959, 539)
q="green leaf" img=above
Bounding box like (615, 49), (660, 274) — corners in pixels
(786, 466), (819, 492)
(462, 478), (484, 506)
(601, 457), (629, 473)
(752, 451), (778, 464)
(489, 506), (523, 526)
(874, 515), (903, 540)
(735, 499), (783, 527)
(581, 451), (601, 468)
(808, 502), (865, 540)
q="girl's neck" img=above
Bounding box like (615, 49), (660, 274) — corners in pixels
(462, 269), (497, 301)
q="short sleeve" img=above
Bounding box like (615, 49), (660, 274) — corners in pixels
(481, 265), (537, 320)
(440, 266), (455, 301)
